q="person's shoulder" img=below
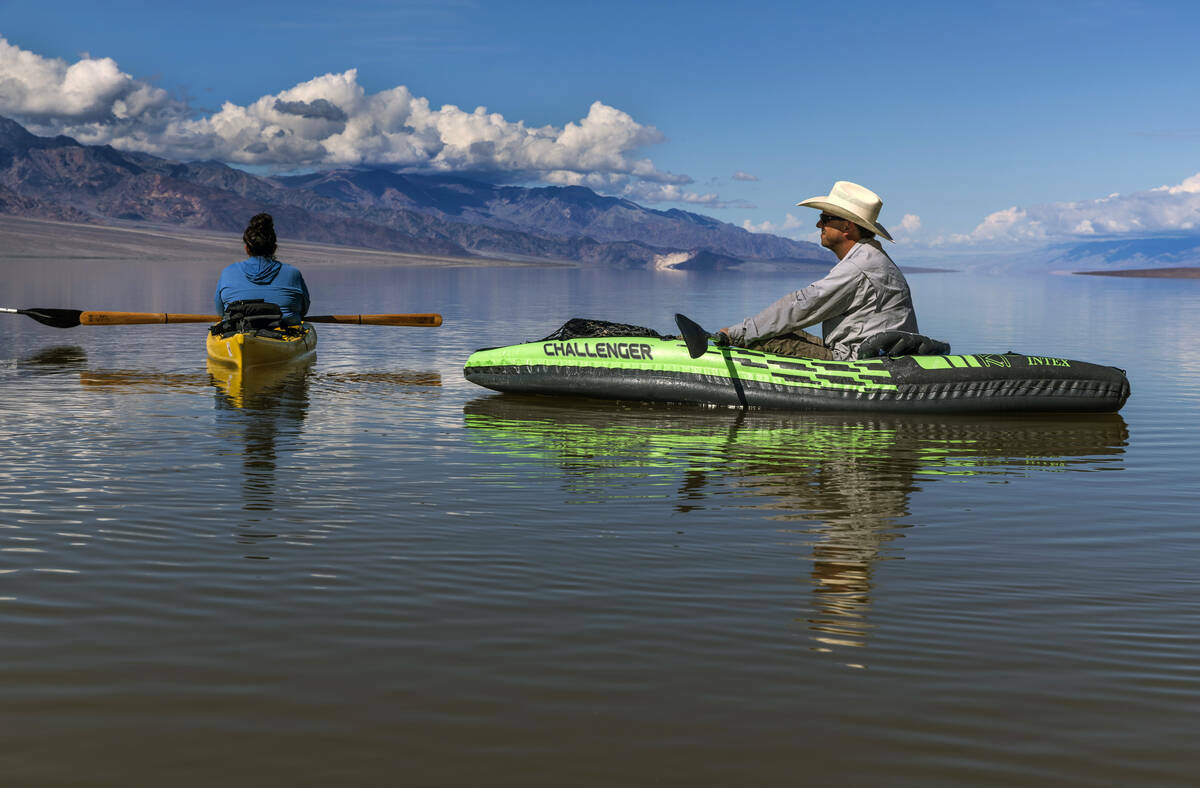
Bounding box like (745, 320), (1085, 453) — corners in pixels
(853, 241), (900, 267)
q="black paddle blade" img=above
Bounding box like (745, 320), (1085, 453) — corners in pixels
(17, 308), (84, 329)
(674, 313), (711, 359)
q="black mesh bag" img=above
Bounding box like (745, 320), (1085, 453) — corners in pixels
(210, 299), (301, 337)
(856, 330), (952, 359)
(539, 318), (675, 342)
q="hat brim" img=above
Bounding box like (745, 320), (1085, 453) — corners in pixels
(796, 196), (893, 241)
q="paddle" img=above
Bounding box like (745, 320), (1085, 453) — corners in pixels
(674, 313), (726, 359)
(310, 314), (442, 326)
(674, 312), (747, 405)
(3, 308), (442, 328)
(1, 307), (88, 328)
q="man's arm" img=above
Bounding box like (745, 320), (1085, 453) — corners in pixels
(724, 263), (861, 344)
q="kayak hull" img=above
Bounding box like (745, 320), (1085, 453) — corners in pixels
(464, 337), (1130, 414)
(206, 323), (317, 369)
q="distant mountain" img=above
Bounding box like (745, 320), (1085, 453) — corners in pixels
(277, 170), (824, 263)
(0, 115), (829, 269)
(1049, 234), (1200, 272)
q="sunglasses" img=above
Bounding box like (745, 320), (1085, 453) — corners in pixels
(818, 213), (846, 226)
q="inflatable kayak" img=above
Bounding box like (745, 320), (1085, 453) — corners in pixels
(206, 323), (317, 369)
(463, 319), (1130, 414)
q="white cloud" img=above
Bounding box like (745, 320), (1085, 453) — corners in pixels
(965, 173), (1200, 243)
(0, 36), (700, 202)
(624, 182), (719, 205)
(732, 170), (758, 181)
(897, 214), (921, 234)
(743, 212), (810, 235)
(0, 38), (180, 122)
(1165, 173), (1200, 194)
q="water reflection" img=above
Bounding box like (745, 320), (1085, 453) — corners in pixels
(209, 360), (313, 527)
(19, 345), (89, 374)
(79, 369), (211, 390)
(321, 370), (442, 388)
(463, 395), (1129, 653)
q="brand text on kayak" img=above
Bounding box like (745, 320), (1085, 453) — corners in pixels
(543, 341), (655, 360)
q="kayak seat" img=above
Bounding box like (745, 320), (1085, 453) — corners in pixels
(211, 299), (303, 338)
(857, 330), (951, 359)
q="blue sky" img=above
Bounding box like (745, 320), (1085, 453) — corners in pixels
(2, 0), (1199, 250)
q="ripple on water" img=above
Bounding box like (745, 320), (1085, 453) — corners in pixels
(1, 268), (1199, 786)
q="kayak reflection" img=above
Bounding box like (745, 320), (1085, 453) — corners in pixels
(208, 363), (441, 557)
(209, 359), (313, 531)
(463, 394), (1129, 653)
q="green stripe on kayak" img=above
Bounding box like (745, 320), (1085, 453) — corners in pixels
(465, 338), (899, 393)
(913, 354), (980, 370)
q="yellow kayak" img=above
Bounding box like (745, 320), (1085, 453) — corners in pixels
(206, 323), (317, 369)
(207, 355), (313, 408)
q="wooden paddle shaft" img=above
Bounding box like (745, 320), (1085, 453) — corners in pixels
(75, 311), (443, 326)
(80, 312), (218, 325)
(314, 314), (442, 326)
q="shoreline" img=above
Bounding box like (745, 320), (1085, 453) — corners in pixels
(15, 214), (1191, 277)
(0, 214), (565, 269)
(1075, 267), (1200, 279)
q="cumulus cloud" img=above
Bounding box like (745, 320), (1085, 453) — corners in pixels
(0, 36), (709, 203)
(964, 174), (1200, 243)
(743, 212), (811, 235)
(624, 182), (719, 205)
(0, 37), (181, 123)
(273, 98), (348, 123)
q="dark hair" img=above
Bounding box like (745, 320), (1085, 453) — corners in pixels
(243, 213), (278, 259)
(856, 225), (876, 240)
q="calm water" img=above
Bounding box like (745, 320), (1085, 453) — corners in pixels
(2, 255), (1199, 787)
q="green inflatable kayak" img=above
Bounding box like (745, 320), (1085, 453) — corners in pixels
(463, 317), (1130, 414)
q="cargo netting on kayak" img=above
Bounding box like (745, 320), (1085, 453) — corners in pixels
(539, 318), (676, 342)
(210, 299), (303, 338)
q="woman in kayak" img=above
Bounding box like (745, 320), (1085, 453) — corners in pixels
(214, 213), (311, 320)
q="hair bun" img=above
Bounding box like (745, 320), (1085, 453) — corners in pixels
(243, 213), (278, 258)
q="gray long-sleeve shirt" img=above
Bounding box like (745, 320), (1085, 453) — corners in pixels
(726, 240), (917, 360)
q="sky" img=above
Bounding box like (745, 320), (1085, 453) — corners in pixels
(2, 0), (1200, 252)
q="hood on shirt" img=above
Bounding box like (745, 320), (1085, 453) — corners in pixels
(238, 257), (282, 285)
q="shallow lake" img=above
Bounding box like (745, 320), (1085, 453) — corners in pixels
(2, 247), (1198, 786)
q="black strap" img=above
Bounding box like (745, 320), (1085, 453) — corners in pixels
(210, 300), (290, 336)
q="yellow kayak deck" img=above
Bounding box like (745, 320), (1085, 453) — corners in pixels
(206, 323), (317, 369)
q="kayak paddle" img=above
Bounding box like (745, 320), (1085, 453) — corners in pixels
(3, 307), (85, 328)
(309, 314), (442, 326)
(3, 308), (442, 328)
(674, 313), (728, 359)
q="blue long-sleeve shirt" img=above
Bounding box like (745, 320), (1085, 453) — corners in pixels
(214, 257), (311, 319)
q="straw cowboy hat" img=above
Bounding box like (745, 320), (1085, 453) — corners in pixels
(796, 181), (893, 241)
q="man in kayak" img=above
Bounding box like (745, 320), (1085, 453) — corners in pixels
(214, 213), (310, 320)
(717, 181), (917, 360)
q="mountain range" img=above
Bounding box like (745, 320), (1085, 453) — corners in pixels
(1049, 234), (1200, 273)
(0, 115), (829, 270)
